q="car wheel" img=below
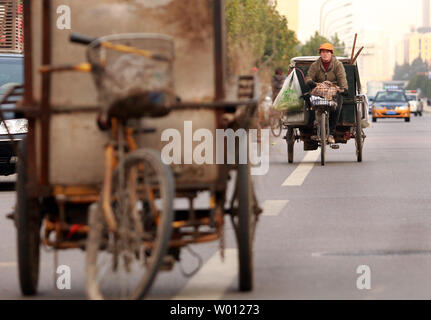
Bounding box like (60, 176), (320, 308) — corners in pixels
(372, 117), (377, 123)
(405, 117), (410, 122)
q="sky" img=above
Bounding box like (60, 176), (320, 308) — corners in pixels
(297, 0), (422, 44)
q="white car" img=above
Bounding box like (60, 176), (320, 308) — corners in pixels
(405, 90), (423, 116)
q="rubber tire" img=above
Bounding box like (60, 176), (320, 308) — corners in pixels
(286, 127), (294, 164)
(372, 117), (377, 123)
(237, 162), (254, 292)
(16, 138), (41, 296)
(414, 112), (417, 117)
(405, 117), (410, 122)
(86, 148), (175, 300)
(320, 113), (326, 166)
(355, 107), (363, 163)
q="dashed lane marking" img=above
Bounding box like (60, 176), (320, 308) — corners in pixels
(282, 150), (319, 186)
(0, 262), (16, 268)
(261, 200), (289, 216)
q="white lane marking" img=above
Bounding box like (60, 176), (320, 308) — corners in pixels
(0, 262), (16, 267)
(282, 150), (319, 186)
(172, 249), (237, 300)
(261, 200), (289, 216)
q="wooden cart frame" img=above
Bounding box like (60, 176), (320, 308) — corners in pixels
(15, 0), (261, 297)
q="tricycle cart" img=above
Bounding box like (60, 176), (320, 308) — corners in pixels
(283, 56), (368, 166)
(15, 0), (261, 299)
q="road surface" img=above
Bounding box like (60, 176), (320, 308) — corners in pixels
(1, 114), (431, 299)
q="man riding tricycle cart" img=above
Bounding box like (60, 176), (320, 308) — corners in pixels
(273, 42), (369, 166)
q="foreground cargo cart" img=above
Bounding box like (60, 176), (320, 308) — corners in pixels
(15, 0), (261, 299)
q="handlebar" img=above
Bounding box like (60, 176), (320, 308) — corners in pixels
(70, 32), (97, 45)
(69, 32), (170, 62)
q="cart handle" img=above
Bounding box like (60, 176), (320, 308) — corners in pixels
(69, 32), (170, 62)
(70, 32), (96, 45)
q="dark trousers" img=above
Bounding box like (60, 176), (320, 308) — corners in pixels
(329, 95), (343, 135)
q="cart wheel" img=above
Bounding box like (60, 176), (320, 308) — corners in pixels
(86, 149), (174, 300)
(270, 117), (282, 137)
(286, 127), (294, 163)
(355, 107), (363, 163)
(16, 138), (41, 296)
(319, 113), (326, 166)
(236, 162), (256, 291)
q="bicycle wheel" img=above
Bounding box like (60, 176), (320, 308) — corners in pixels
(86, 149), (174, 300)
(286, 126), (295, 163)
(230, 163), (258, 292)
(355, 107), (363, 163)
(16, 138), (41, 296)
(319, 112), (326, 166)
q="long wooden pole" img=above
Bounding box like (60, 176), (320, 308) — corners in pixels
(351, 46), (364, 65)
(350, 33), (357, 64)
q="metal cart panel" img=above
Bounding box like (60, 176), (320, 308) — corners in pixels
(29, 0), (218, 185)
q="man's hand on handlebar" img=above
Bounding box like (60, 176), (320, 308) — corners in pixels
(306, 80), (317, 90)
(340, 88), (349, 97)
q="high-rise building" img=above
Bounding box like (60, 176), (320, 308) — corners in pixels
(0, 0), (23, 53)
(398, 1), (431, 66)
(424, 0), (430, 27)
(274, 0), (299, 34)
(404, 32), (431, 65)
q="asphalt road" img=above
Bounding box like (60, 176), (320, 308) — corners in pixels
(1, 113), (431, 299)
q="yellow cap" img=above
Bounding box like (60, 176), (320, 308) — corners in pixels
(319, 43), (334, 53)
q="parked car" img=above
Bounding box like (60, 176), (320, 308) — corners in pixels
(371, 90), (410, 122)
(0, 53), (26, 175)
(405, 90), (423, 117)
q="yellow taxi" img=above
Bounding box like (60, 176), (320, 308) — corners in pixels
(372, 90), (410, 122)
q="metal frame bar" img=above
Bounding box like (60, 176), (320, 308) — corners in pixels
(40, 0), (51, 186)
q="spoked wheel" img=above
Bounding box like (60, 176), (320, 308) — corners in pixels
(270, 115), (282, 137)
(16, 138), (41, 296)
(86, 149), (174, 300)
(319, 112), (327, 166)
(286, 126), (295, 163)
(230, 163), (258, 292)
(355, 107), (363, 162)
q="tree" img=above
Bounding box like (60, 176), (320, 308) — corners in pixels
(393, 57), (428, 81)
(298, 31), (347, 57)
(225, 0), (300, 74)
(406, 75), (431, 97)
(393, 63), (411, 81)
